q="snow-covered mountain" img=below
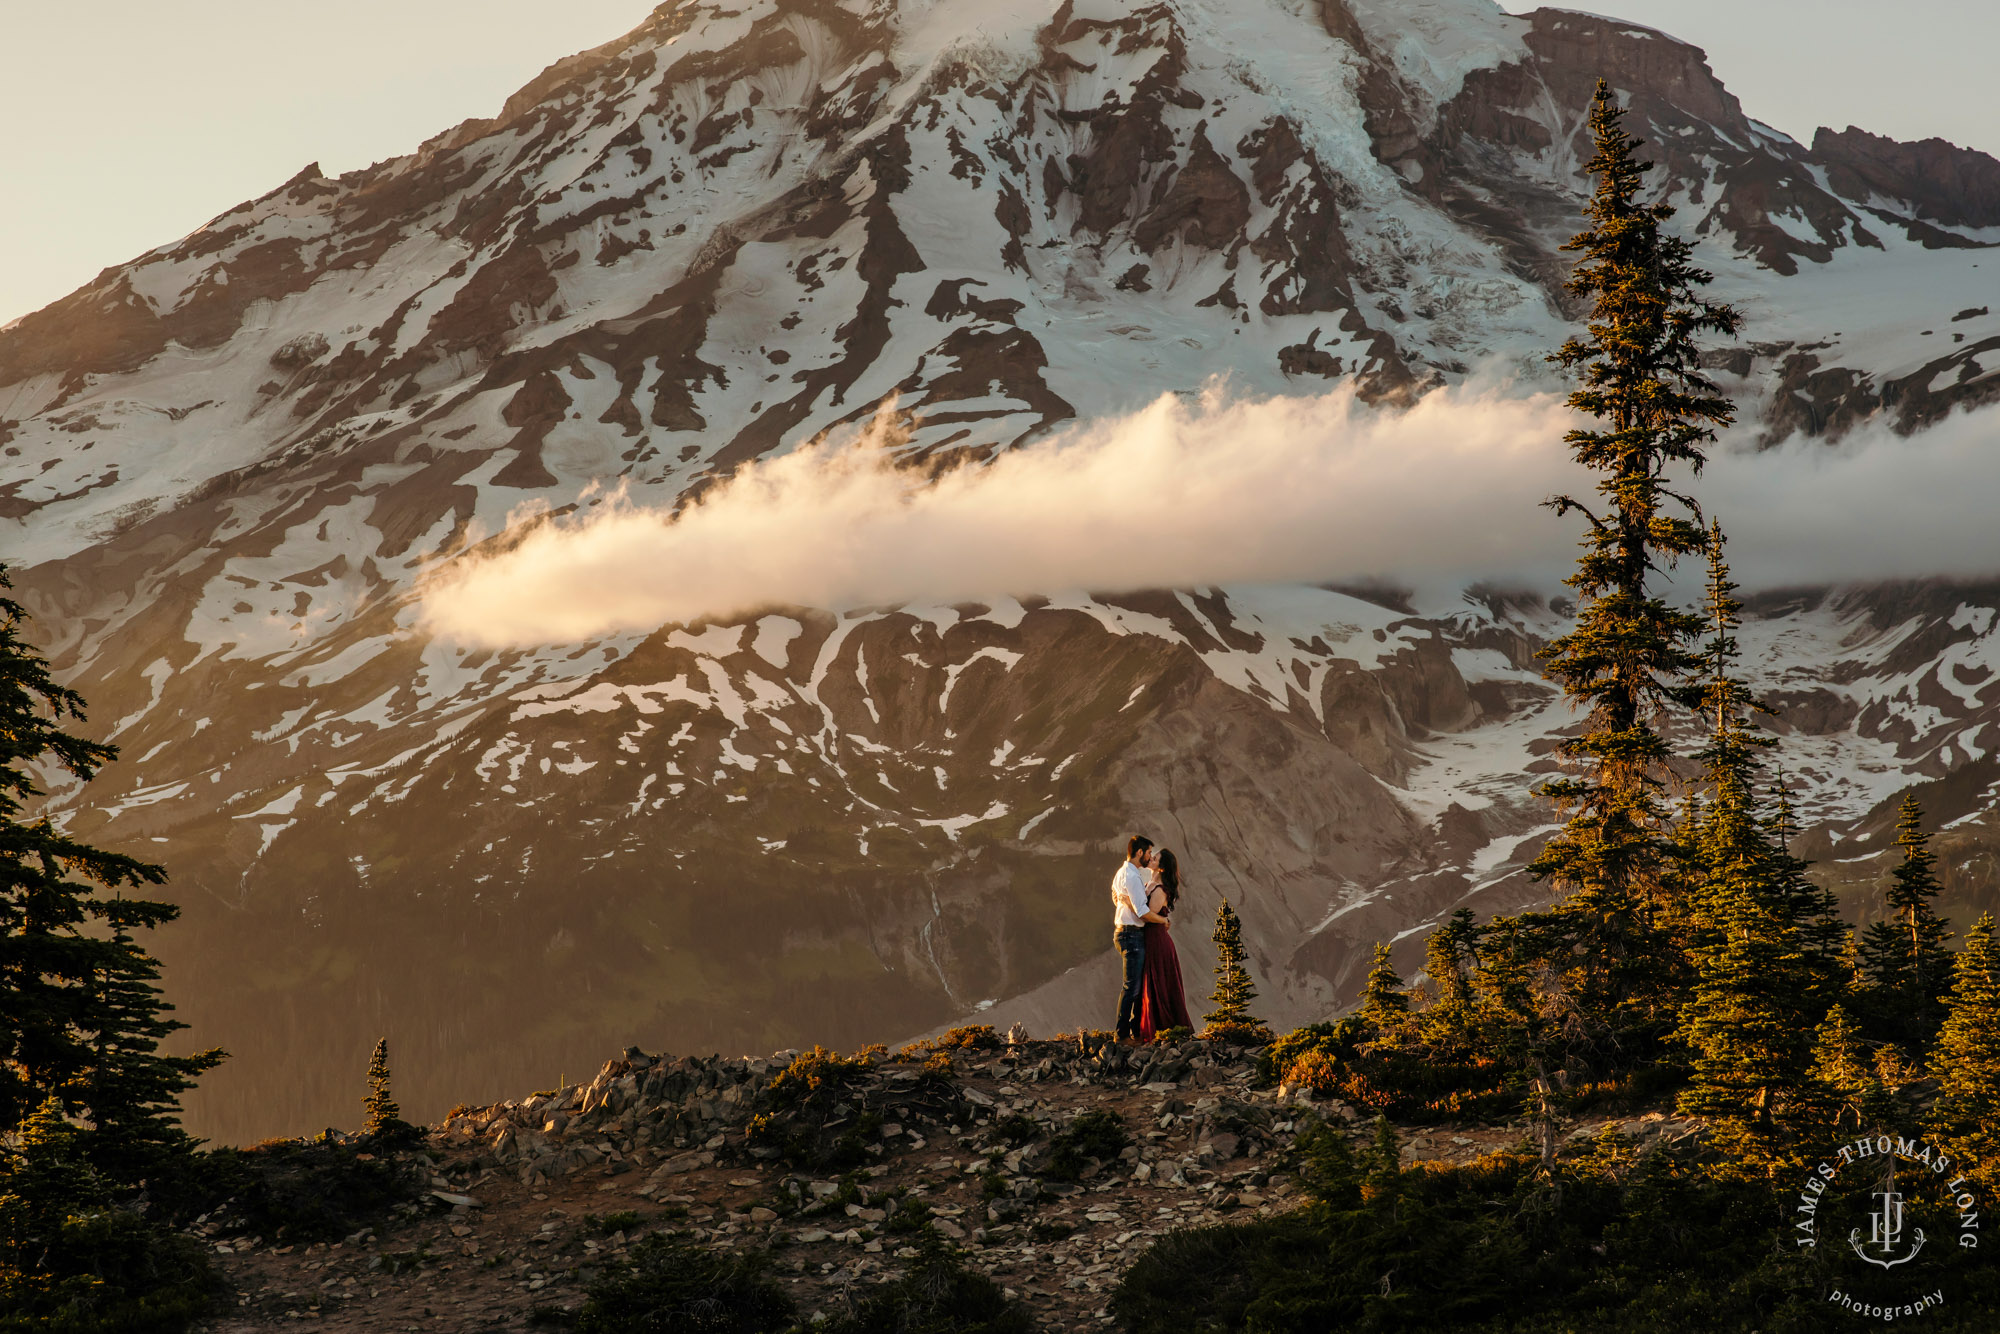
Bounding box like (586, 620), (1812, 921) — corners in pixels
(4, 0), (1998, 1142)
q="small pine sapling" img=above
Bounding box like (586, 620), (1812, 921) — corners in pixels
(1202, 901), (1271, 1044)
(1359, 942), (1409, 1032)
(363, 1038), (418, 1146)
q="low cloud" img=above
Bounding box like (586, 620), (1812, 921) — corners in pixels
(418, 383), (2000, 647)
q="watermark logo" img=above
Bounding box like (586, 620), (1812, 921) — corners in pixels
(1792, 1131), (1983, 1319)
(1853, 1154), (1925, 1269)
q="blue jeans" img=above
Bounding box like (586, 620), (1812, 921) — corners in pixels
(1114, 926), (1147, 1039)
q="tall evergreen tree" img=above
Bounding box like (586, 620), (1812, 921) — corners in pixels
(1517, 80), (1742, 1057)
(1857, 796), (1954, 1054)
(1674, 527), (1827, 1163)
(0, 567), (220, 1172)
(1205, 900), (1262, 1031)
(1359, 943), (1409, 1029)
(1928, 912), (2000, 1187)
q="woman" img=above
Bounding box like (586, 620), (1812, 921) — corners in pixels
(1137, 847), (1193, 1040)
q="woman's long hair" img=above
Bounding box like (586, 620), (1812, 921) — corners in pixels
(1155, 848), (1180, 913)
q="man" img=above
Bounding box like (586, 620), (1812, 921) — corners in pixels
(1112, 834), (1154, 1041)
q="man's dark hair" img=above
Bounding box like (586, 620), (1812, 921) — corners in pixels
(1127, 834), (1154, 861)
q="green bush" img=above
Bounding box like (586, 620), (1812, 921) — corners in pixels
(168, 1135), (422, 1243)
(883, 1197), (933, 1236)
(1107, 1215), (1328, 1334)
(820, 1237), (1033, 1334)
(992, 1114), (1039, 1146)
(1260, 1019), (1516, 1123)
(898, 1026), (1004, 1060)
(748, 1046), (883, 1170)
(575, 1233), (794, 1334)
(1044, 1110), (1127, 1181)
(0, 1207), (220, 1334)
(0, 1101), (221, 1333)
(582, 1210), (645, 1237)
(1113, 1119), (2000, 1333)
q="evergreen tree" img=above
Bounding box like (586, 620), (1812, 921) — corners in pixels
(1470, 918), (1577, 1173)
(1681, 523), (1775, 928)
(0, 1096), (218, 1326)
(1423, 910), (1480, 1009)
(1676, 886), (1814, 1163)
(75, 906), (224, 1181)
(1763, 785), (1853, 1012)
(0, 567), (220, 1173)
(0, 1097), (111, 1312)
(1359, 943), (1409, 1029)
(1857, 796), (1954, 1054)
(363, 1038), (415, 1144)
(1674, 528), (1823, 1164)
(364, 1039), (399, 1133)
(1419, 909), (1482, 1042)
(1517, 79), (1742, 1058)
(1805, 1003), (1896, 1134)
(1205, 900), (1262, 1031)
(1929, 912), (2000, 1188)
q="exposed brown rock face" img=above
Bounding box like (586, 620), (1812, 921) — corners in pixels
(1812, 125), (2000, 231)
(3, 0), (1998, 1143)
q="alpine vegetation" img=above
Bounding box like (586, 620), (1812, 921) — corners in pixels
(1161, 85), (2000, 1333)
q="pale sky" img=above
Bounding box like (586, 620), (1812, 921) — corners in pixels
(0, 1), (1993, 327)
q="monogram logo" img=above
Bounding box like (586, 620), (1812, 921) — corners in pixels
(1849, 1156), (1925, 1269)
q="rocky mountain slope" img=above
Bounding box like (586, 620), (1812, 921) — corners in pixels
(3, 0), (1999, 1143)
(197, 1033), (1620, 1332)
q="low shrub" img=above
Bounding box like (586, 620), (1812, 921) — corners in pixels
(1053, 1029), (1117, 1056)
(1196, 1019), (1276, 1047)
(898, 1026), (1004, 1061)
(820, 1237), (1033, 1334)
(748, 1046), (883, 1170)
(1044, 1110), (1128, 1181)
(1261, 1020), (1515, 1122)
(883, 1197), (934, 1236)
(0, 1108), (222, 1334)
(575, 1233), (793, 1334)
(0, 1207), (221, 1334)
(993, 1114), (1040, 1146)
(1113, 1117), (2000, 1332)
(168, 1134), (423, 1243)
(582, 1210), (645, 1237)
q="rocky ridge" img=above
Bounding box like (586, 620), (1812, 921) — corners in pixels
(198, 1031), (1696, 1331)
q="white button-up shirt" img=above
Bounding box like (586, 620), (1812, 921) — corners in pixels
(1112, 861), (1148, 928)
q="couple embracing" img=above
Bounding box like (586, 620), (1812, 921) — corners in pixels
(1111, 834), (1193, 1042)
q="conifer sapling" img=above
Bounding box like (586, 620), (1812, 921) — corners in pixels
(1204, 900), (1266, 1039)
(1858, 796), (1954, 1056)
(1360, 942), (1409, 1030)
(364, 1038), (415, 1144)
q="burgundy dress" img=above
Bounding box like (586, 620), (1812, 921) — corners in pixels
(1137, 896), (1193, 1040)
